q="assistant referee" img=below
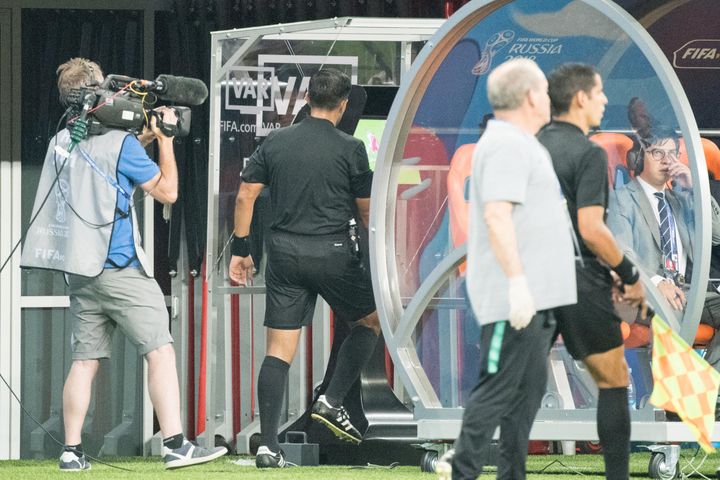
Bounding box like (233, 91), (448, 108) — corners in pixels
(538, 63), (646, 480)
(228, 68), (380, 468)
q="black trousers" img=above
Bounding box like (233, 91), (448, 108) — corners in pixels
(452, 311), (557, 480)
(699, 292), (720, 372)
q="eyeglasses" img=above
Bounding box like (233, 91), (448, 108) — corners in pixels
(646, 148), (678, 162)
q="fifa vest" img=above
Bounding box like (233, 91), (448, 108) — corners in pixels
(20, 129), (152, 277)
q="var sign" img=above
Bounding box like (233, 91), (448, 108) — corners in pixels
(224, 55), (358, 136)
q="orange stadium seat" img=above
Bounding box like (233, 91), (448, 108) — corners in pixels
(621, 322), (715, 349)
(704, 139), (720, 180)
(397, 126), (450, 296)
(589, 132), (633, 187)
(447, 144), (476, 274)
(677, 137), (720, 180)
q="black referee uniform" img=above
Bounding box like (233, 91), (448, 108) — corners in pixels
(241, 116), (376, 327)
(537, 121), (624, 358)
(538, 120), (631, 480)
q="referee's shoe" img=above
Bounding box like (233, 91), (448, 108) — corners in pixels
(255, 446), (287, 468)
(311, 395), (362, 444)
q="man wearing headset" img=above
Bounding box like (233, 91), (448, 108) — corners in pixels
(20, 58), (226, 471)
(607, 124), (720, 369)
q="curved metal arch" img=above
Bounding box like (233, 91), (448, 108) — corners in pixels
(369, 0), (709, 410)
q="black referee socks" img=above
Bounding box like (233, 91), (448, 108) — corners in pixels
(597, 387), (630, 480)
(324, 325), (379, 407)
(258, 355), (290, 452)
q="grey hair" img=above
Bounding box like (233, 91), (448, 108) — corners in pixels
(487, 58), (545, 111)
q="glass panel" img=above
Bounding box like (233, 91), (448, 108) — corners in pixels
(412, 266), (477, 407)
(391, 0), (703, 336)
(214, 36), (402, 286)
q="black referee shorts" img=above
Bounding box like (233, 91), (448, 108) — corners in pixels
(555, 259), (624, 360)
(264, 231), (376, 329)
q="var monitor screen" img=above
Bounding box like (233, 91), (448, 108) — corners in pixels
(354, 117), (421, 185)
(354, 118), (385, 172)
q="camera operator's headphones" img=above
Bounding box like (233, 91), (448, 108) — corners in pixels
(61, 59), (101, 109)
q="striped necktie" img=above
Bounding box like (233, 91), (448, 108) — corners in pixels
(654, 191), (678, 273)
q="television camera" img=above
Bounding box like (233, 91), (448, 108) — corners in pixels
(65, 74), (208, 138)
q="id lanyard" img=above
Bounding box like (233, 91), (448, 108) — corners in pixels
(77, 144), (137, 266)
(76, 145), (132, 202)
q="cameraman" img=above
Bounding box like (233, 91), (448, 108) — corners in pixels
(20, 58), (226, 471)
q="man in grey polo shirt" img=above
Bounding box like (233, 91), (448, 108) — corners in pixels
(438, 58), (577, 480)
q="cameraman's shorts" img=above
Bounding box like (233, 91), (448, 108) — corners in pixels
(67, 268), (173, 360)
(555, 259), (623, 360)
(264, 231), (376, 329)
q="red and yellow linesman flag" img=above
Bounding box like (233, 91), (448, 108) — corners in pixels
(650, 315), (720, 452)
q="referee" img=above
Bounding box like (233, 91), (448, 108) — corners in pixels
(537, 63), (646, 480)
(228, 68), (380, 468)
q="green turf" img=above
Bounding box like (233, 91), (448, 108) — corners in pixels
(0, 451), (718, 479)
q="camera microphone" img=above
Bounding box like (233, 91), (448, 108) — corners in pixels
(153, 75), (208, 106)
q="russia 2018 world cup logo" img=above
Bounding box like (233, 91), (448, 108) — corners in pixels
(472, 30), (515, 76)
(55, 179), (69, 224)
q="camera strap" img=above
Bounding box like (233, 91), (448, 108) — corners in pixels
(76, 144), (132, 201)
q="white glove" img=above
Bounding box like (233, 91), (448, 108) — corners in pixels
(508, 275), (536, 330)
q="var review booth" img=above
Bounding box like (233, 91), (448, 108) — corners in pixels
(194, 0), (720, 475)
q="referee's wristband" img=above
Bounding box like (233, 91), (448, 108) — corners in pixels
(231, 235), (251, 257)
(613, 255), (640, 285)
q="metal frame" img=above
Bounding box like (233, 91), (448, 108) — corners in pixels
(202, 17), (445, 451)
(369, 0), (712, 441)
(0, 6), (21, 460)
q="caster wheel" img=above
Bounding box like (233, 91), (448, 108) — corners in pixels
(577, 440), (602, 454)
(420, 450), (438, 473)
(649, 452), (678, 480)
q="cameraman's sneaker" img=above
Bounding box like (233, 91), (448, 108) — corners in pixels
(163, 440), (227, 470)
(255, 446), (286, 468)
(435, 449), (454, 480)
(59, 450), (91, 471)
(311, 395), (362, 444)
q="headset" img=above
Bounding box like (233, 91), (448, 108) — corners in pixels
(59, 58), (101, 108)
(626, 135), (647, 176)
(626, 126), (680, 177)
